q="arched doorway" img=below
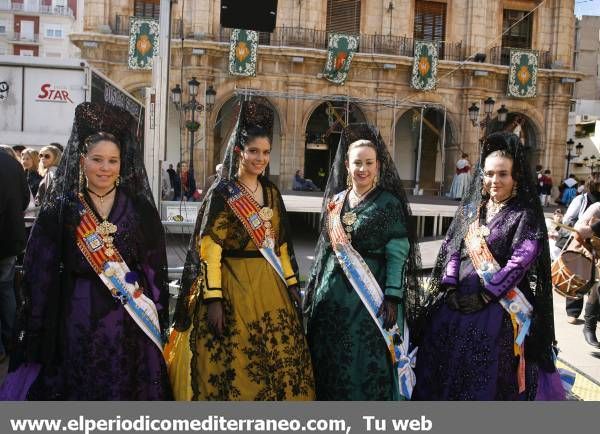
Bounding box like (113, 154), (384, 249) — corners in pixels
(212, 96), (283, 186)
(304, 101), (366, 190)
(394, 107), (455, 195)
(487, 112), (541, 168)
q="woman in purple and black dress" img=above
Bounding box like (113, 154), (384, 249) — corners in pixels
(0, 103), (172, 400)
(413, 132), (564, 401)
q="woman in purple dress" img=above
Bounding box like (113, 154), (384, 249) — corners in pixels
(413, 132), (564, 401)
(0, 103), (172, 400)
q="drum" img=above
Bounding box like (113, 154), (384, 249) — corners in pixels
(552, 251), (594, 299)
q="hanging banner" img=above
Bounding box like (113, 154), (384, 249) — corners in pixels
(507, 49), (538, 98)
(322, 33), (359, 85)
(228, 29), (258, 77)
(128, 17), (159, 70)
(410, 41), (438, 91)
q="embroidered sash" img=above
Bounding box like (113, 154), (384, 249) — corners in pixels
(327, 190), (417, 400)
(75, 193), (163, 351)
(216, 180), (286, 283)
(464, 219), (533, 393)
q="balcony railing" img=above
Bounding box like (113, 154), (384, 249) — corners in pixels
(211, 26), (464, 61)
(0, 1), (74, 16)
(113, 14), (182, 38)
(8, 32), (40, 43)
(489, 46), (552, 69)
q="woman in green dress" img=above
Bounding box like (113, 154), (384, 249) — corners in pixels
(305, 123), (422, 400)
(166, 100), (315, 400)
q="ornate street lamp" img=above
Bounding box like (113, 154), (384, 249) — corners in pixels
(468, 102), (480, 127)
(583, 154), (600, 175)
(170, 84), (182, 107)
(469, 98), (510, 144)
(497, 104), (509, 123)
(171, 77), (205, 198)
(565, 138), (577, 178)
(483, 97), (495, 117)
(205, 85), (217, 112)
(188, 76), (199, 97)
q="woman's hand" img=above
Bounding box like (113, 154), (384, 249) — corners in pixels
(207, 300), (224, 336)
(377, 299), (398, 330)
(288, 285), (303, 318)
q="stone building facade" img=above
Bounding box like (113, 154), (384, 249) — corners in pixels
(70, 0), (581, 192)
(0, 0), (81, 58)
(574, 15), (600, 101)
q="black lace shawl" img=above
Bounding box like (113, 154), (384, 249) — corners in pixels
(303, 123), (423, 338)
(12, 102), (168, 367)
(425, 131), (556, 372)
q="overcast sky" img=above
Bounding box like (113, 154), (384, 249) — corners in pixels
(575, 0), (600, 17)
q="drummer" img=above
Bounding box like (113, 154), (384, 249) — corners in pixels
(574, 201), (600, 348)
(560, 177), (600, 324)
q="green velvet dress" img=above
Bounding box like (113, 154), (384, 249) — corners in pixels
(306, 188), (410, 401)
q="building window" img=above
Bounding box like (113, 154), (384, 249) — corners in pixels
(414, 0), (447, 41)
(326, 0), (361, 35)
(52, 0), (67, 14)
(19, 49), (35, 56)
(134, 0), (160, 19)
(502, 9), (532, 49)
(0, 24), (6, 34)
(45, 26), (63, 38)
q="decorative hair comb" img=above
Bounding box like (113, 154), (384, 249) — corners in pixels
(75, 102), (133, 151)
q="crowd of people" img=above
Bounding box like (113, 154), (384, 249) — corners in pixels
(0, 98), (598, 402)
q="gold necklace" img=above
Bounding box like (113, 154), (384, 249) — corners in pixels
(486, 197), (510, 223)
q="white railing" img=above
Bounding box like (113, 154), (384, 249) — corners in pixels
(0, 1), (73, 17)
(9, 32), (40, 42)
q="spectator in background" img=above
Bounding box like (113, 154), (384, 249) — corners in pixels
(12, 145), (25, 160)
(561, 174), (579, 207)
(0, 145), (18, 160)
(168, 163), (181, 201)
(577, 179), (586, 195)
(540, 169), (553, 207)
(558, 176), (600, 324)
(292, 169), (319, 191)
(205, 163), (223, 192)
(35, 145), (62, 206)
(0, 151), (29, 364)
(49, 142), (63, 153)
(573, 201), (600, 347)
(161, 166), (174, 200)
(317, 167), (326, 190)
(178, 161), (197, 201)
(536, 164), (543, 198)
(447, 153), (472, 200)
(20, 148), (42, 197)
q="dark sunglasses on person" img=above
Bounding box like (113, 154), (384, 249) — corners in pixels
(41, 154), (52, 158)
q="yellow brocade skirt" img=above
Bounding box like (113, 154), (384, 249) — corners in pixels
(165, 255), (315, 400)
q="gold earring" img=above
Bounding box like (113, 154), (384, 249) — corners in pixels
(374, 173), (379, 186)
(511, 183), (517, 198)
(347, 173), (353, 189)
(115, 176), (121, 187)
(481, 184), (489, 197)
(79, 167), (85, 192)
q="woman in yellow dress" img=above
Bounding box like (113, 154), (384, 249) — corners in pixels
(165, 100), (315, 400)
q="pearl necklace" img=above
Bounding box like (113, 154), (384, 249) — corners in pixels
(349, 186), (375, 207)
